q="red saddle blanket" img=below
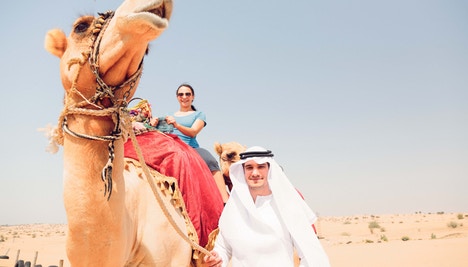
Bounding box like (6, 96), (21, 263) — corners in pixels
(124, 131), (223, 247)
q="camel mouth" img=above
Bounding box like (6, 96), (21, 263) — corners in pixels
(147, 5), (166, 19)
(130, 1), (172, 28)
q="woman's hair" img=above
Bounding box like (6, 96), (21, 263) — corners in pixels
(177, 83), (197, 111)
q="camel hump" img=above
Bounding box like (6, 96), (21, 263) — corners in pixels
(44, 28), (67, 58)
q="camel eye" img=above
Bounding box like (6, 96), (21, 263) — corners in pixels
(74, 22), (90, 33)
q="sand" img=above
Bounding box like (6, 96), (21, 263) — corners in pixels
(1, 212), (467, 267)
(319, 212), (468, 267)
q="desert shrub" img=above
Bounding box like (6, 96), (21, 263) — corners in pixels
(365, 239), (374, 243)
(431, 233), (436, 239)
(457, 214), (464, 220)
(380, 227), (386, 232)
(0, 235), (5, 242)
(343, 221), (351, 225)
(380, 235), (388, 242)
(401, 236), (410, 241)
(368, 221), (381, 234)
(447, 221), (458, 228)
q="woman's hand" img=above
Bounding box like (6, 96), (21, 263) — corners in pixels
(149, 117), (159, 127)
(165, 115), (204, 137)
(203, 251), (223, 267)
(132, 121), (146, 131)
(165, 116), (177, 127)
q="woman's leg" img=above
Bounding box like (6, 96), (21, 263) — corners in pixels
(195, 147), (230, 203)
(211, 170), (230, 203)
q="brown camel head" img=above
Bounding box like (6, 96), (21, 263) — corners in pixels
(214, 142), (246, 190)
(44, 0), (173, 108)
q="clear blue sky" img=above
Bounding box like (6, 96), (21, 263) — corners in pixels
(1, 0), (467, 225)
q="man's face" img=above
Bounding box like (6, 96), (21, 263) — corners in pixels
(243, 160), (270, 190)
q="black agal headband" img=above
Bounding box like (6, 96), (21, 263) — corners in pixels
(239, 150), (274, 160)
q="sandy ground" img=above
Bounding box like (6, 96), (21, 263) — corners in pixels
(1, 212), (467, 267)
(319, 212), (468, 267)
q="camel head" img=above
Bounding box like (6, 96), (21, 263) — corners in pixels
(43, 0), (173, 200)
(44, 0), (173, 108)
(214, 142), (246, 190)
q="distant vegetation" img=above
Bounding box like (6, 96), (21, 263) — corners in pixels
(401, 236), (410, 241)
(380, 235), (388, 242)
(368, 221), (381, 234)
(447, 221), (459, 228)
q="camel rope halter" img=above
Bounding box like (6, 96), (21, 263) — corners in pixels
(51, 11), (212, 258)
(55, 11), (141, 200)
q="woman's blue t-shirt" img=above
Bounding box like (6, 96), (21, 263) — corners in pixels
(173, 111), (206, 148)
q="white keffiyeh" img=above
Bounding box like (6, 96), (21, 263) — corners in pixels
(217, 146), (330, 267)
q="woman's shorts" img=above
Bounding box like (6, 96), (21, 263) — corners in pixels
(195, 147), (220, 172)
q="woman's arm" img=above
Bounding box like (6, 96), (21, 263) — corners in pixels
(166, 115), (205, 137)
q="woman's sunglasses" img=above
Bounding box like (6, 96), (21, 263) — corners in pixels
(177, 92), (192, 97)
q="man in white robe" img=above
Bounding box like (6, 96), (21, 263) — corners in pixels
(204, 146), (330, 267)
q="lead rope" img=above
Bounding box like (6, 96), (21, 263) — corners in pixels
(126, 121), (212, 258)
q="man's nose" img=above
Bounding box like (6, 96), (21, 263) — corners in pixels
(252, 168), (260, 176)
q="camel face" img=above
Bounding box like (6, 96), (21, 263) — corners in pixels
(45, 0), (172, 103)
(214, 142), (246, 184)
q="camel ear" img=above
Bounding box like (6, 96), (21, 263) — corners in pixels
(214, 142), (223, 156)
(45, 29), (67, 58)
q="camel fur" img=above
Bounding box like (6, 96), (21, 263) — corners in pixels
(214, 142), (246, 191)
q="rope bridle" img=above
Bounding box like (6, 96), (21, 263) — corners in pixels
(56, 11), (141, 200)
(54, 11), (212, 259)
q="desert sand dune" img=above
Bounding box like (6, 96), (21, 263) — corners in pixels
(1, 212), (467, 267)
